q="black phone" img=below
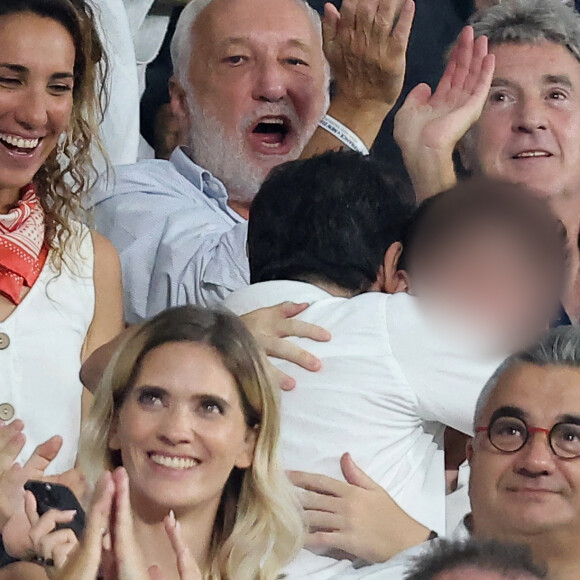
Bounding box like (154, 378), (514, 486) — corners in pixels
(24, 480), (86, 539)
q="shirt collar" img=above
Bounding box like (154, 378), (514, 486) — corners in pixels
(170, 147), (244, 222)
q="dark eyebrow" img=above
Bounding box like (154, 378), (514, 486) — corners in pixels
(488, 406), (528, 425)
(543, 74), (572, 88)
(197, 393), (231, 410)
(558, 414), (580, 425)
(0, 64), (74, 81)
(52, 72), (74, 81)
(490, 77), (519, 89)
(0, 63), (27, 73)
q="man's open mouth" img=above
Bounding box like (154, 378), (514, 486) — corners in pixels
(251, 116), (291, 148)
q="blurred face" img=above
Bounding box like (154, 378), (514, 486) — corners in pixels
(409, 227), (559, 351)
(468, 363), (580, 542)
(171, 0), (328, 203)
(0, 12), (75, 201)
(109, 342), (257, 514)
(461, 42), (580, 198)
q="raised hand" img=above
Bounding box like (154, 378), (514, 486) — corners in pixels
(49, 471), (115, 580)
(323, 0), (415, 111)
(301, 0), (416, 158)
(394, 26), (495, 200)
(240, 302), (331, 391)
(0, 434), (62, 533)
(289, 453), (429, 563)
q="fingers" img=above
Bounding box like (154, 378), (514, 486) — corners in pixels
(450, 26), (475, 90)
(24, 490), (39, 528)
(148, 565), (166, 580)
(299, 488), (340, 513)
(354, 0), (381, 44)
(164, 510), (202, 580)
(279, 319), (331, 342)
(265, 337), (322, 373)
(463, 35), (489, 94)
(305, 530), (353, 557)
(28, 508), (77, 547)
(386, 0), (415, 55)
(112, 466), (133, 557)
(340, 453), (379, 491)
(473, 53), (495, 98)
(81, 471), (114, 562)
(265, 362), (296, 392)
(23, 436), (63, 475)
(338, 0), (357, 35)
(35, 527), (78, 568)
(322, 3), (340, 46)
(289, 470), (347, 497)
(279, 302), (310, 319)
(0, 420), (25, 474)
(401, 83), (433, 110)
(304, 509), (341, 532)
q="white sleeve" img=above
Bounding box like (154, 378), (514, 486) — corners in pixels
(385, 294), (504, 435)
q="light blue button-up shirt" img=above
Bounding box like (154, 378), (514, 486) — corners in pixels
(88, 147), (249, 323)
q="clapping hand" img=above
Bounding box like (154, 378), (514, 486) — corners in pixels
(19, 467), (201, 580)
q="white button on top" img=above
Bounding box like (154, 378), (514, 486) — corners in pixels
(0, 403), (14, 421)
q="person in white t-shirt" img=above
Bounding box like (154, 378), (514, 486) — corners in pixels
(224, 150), (566, 579)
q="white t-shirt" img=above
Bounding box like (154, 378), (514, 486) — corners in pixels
(224, 281), (503, 579)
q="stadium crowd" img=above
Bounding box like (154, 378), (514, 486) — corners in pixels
(2, 0), (580, 579)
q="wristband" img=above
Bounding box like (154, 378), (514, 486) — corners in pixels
(318, 115), (370, 156)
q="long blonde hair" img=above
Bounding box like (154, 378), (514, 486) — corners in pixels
(0, 0), (108, 266)
(81, 306), (304, 579)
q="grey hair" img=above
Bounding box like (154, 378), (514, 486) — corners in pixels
(170, 0), (326, 86)
(404, 538), (547, 580)
(469, 0), (580, 64)
(473, 326), (580, 430)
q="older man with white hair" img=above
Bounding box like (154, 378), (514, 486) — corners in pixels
(90, 0), (415, 324)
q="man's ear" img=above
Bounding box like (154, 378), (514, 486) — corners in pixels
(382, 242), (407, 294)
(169, 77), (190, 125)
(235, 425), (259, 470)
(457, 130), (476, 173)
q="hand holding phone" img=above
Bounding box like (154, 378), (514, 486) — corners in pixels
(24, 480), (86, 539)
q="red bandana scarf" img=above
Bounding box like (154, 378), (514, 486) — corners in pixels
(0, 184), (48, 304)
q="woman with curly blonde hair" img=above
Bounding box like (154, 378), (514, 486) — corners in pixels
(0, 0), (123, 485)
(26, 305), (302, 579)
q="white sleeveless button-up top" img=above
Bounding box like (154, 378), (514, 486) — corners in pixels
(0, 224), (94, 475)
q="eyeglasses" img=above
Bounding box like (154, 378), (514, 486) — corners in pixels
(476, 415), (580, 459)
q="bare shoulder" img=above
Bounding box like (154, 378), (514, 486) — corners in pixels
(90, 230), (121, 270)
(82, 230), (124, 361)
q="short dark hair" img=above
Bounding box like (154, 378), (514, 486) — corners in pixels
(398, 178), (567, 297)
(404, 539), (548, 580)
(248, 151), (413, 293)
